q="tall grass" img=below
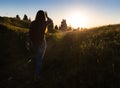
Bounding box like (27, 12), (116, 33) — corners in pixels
(0, 23), (120, 88)
(43, 25), (120, 88)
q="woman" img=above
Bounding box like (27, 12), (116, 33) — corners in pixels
(29, 10), (52, 79)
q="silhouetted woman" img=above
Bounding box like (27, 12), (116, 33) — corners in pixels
(29, 10), (52, 79)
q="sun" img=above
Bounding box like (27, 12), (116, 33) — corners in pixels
(67, 11), (88, 28)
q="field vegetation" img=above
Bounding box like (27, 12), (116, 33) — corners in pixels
(0, 17), (120, 88)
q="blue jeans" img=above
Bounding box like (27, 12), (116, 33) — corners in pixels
(34, 39), (46, 76)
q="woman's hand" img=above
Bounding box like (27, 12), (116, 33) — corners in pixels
(45, 11), (48, 18)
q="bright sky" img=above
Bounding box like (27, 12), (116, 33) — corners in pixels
(0, 0), (120, 28)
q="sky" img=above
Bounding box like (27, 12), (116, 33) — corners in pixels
(0, 0), (120, 28)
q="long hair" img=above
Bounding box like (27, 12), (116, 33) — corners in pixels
(35, 10), (46, 22)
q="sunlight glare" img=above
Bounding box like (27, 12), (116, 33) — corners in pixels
(67, 11), (88, 28)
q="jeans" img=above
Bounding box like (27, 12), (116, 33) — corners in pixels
(34, 39), (46, 76)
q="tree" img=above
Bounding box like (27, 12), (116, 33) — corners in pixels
(48, 22), (55, 32)
(59, 19), (67, 31)
(28, 18), (31, 22)
(23, 14), (28, 21)
(67, 25), (72, 31)
(55, 25), (59, 30)
(16, 15), (20, 20)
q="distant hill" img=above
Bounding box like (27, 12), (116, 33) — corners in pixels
(0, 16), (30, 29)
(0, 18), (120, 88)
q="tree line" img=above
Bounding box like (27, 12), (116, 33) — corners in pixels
(16, 14), (31, 22)
(16, 14), (73, 32)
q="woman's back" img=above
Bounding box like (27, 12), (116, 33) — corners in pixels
(29, 10), (52, 47)
(29, 21), (46, 46)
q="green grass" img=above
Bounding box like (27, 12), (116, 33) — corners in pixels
(43, 25), (120, 88)
(0, 22), (120, 88)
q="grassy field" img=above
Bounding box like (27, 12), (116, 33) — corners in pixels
(0, 18), (120, 88)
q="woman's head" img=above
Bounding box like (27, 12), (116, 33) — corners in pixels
(35, 10), (46, 21)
